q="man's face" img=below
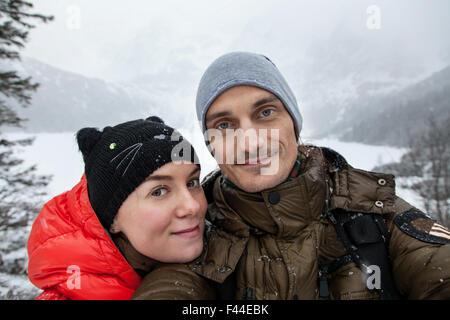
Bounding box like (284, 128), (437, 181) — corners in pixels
(205, 85), (298, 193)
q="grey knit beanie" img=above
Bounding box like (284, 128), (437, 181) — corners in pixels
(196, 51), (302, 138)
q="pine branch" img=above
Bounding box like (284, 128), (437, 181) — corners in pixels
(0, 0), (53, 239)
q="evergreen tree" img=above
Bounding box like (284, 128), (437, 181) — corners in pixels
(407, 116), (450, 228)
(373, 116), (450, 228)
(0, 0), (53, 299)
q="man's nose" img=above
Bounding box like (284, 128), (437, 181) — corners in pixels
(239, 117), (253, 132)
(236, 120), (265, 154)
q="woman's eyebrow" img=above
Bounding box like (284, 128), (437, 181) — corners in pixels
(145, 175), (173, 182)
(189, 166), (201, 177)
(145, 167), (200, 182)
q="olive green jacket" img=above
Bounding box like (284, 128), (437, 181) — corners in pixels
(132, 146), (450, 300)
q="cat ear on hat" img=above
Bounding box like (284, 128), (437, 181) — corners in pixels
(146, 116), (165, 124)
(76, 127), (103, 163)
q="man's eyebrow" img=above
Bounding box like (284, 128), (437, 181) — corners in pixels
(205, 110), (232, 124)
(251, 95), (280, 109)
(205, 95), (280, 124)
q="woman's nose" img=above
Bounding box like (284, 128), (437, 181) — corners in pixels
(175, 189), (201, 218)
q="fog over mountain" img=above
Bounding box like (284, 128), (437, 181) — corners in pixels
(6, 0), (449, 142)
(327, 65), (450, 146)
(5, 57), (195, 132)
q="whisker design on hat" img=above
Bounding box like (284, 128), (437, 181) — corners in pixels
(110, 143), (143, 177)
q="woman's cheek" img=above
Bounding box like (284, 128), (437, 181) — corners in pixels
(142, 208), (172, 236)
(133, 213), (169, 256)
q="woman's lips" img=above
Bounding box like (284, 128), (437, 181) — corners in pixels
(172, 225), (201, 238)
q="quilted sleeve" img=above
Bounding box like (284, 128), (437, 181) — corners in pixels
(388, 197), (450, 299)
(132, 263), (217, 300)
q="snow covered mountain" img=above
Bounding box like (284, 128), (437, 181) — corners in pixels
(4, 57), (195, 133)
(223, 1), (450, 141)
(6, 55), (449, 150)
(321, 65), (450, 146)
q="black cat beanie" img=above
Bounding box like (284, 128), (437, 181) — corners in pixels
(76, 116), (199, 230)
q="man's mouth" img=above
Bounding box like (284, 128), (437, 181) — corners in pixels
(237, 152), (279, 167)
(243, 156), (272, 166)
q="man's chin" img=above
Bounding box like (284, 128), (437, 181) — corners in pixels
(221, 162), (289, 192)
(232, 173), (286, 193)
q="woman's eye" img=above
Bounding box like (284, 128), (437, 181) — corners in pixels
(187, 179), (200, 188)
(216, 122), (230, 130)
(260, 109), (274, 118)
(151, 187), (168, 197)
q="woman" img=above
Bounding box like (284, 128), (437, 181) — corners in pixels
(27, 116), (207, 299)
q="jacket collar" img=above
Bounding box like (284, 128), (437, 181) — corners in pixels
(201, 145), (348, 201)
(111, 232), (157, 277)
(207, 146), (330, 238)
(202, 145), (397, 236)
(195, 145), (397, 283)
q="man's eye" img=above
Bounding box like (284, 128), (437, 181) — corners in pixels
(151, 187), (168, 197)
(187, 179), (200, 188)
(260, 109), (274, 118)
(216, 122), (230, 130)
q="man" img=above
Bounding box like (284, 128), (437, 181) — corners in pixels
(133, 52), (450, 300)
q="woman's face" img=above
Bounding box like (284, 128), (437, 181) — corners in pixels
(110, 162), (207, 263)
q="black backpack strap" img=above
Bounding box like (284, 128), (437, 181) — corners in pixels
(326, 208), (401, 299)
(318, 253), (353, 299)
(216, 270), (237, 300)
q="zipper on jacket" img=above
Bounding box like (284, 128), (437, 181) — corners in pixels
(242, 287), (255, 300)
(318, 269), (330, 300)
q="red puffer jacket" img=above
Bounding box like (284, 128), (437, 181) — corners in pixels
(27, 175), (141, 300)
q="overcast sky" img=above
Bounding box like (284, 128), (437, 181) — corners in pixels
(24, 0), (450, 83)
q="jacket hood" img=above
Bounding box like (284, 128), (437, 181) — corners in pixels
(27, 175), (141, 300)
